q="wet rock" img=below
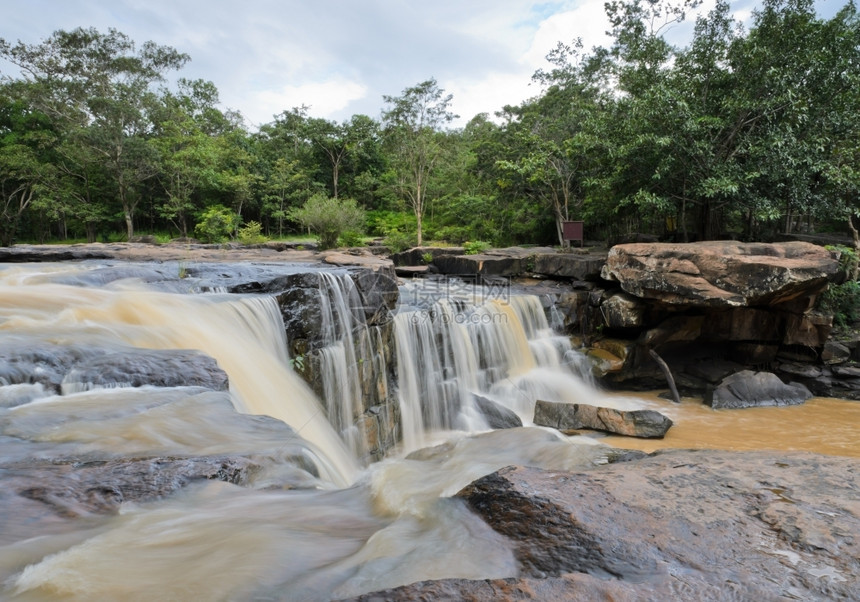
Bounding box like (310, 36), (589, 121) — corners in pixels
(585, 348), (625, 378)
(533, 400), (672, 438)
(350, 269), (399, 326)
(9, 455), (262, 517)
(601, 241), (840, 308)
(779, 361), (824, 379)
(67, 349), (229, 391)
(706, 370), (813, 409)
(472, 395), (523, 430)
(783, 311), (833, 347)
(451, 451), (860, 601)
(0, 342), (228, 393)
(342, 573), (642, 601)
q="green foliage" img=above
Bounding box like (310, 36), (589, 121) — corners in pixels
(2, 2), (859, 249)
(367, 210), (415, 237)
(817, 281), (860, 330)
(238, 220), (267, 245)
(194, 205), (240, 243)
(338, 230), (365, 247)
(383, 231), (417, 253)
(463, 240), (491, 255)
(826, 245), (860, 280)
(287, 193), (365, 250)
(421, 252), (434, 264)
(288, 354), (305, 372)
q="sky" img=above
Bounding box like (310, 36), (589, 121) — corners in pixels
(0, 0), (848, 130)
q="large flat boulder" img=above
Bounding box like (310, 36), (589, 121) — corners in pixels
(601, 241), (840, 308)
(434, 253), (523, 277)
(449, 451), (860, 601)
(531, 251), (607, 280)
(0, 342), (228, 394)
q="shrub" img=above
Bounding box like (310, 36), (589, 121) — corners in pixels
(463, 240), (492, 255)
(238, 221), (268, 245)
(384, 231), (417, 253)
(288, 194), (365, 250)
(817, 280), (860, 330)
(194, 205), (240, 243)
(338, 230), (365, 247)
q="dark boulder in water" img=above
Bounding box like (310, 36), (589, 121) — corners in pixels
(472, 395), (523, 430)
(705, 370), (812, 409)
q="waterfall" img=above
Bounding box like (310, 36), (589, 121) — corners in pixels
(0, 269), (359, 486)
(314, 272), (389, 461)
(393, 280), (592, 452)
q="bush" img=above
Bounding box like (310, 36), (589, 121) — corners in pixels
(338, 230), (365, 247)
(238, 221), (268, 245)
(817, 280), (860, 330)
(288, 194), (365, 250)
(194, 205), (240, 243)
(367, 210), (415, 238)
(463, 240), (492, 255)
(383, 231), (417, 253)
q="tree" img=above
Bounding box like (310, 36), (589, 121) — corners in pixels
(0, 88), (57, 245)
(151, 79), (221, 237)
(0, 27), (189, 239)
(497, 42), (609, 246)
(381, 78), (457, 245)
(287, 193), (365, 249)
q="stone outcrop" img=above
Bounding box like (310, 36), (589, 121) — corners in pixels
(11, 455), (264, 517)
(0, 342), (228, 394)
(441, 450), (859, 601)
(600, 241), (840, 308)
(705, 370), (813, 409)
(533, 400), (672, 438)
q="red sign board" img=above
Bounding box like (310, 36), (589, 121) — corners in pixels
(562, 221), (584, 246)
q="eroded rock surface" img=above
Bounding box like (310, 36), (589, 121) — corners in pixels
(533, 400), (672, 438)
(444, 450), (859, 601)
(601, 241), (840, 308)
(0, 342), (228, 394)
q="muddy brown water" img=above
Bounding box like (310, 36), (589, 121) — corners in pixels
(600, 393), (860, 458)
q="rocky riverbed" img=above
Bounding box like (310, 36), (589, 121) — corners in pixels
(349, 449), (860, 601)
(2, 241), (859, 601)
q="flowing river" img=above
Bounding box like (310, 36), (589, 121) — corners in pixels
(0, 262), (857, 601)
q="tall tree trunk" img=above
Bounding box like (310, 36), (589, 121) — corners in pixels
(848, 215), (860, 280)
(124, 210), (134, 240)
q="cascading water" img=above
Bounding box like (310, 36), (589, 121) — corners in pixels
(392, 279), (611, 452)
(313, 272), (389, 461)
(1, 261), (857, 600)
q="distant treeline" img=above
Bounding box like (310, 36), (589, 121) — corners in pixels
(1, 0), (858, 248)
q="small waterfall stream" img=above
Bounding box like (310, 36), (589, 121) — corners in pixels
(392, 280), (604, 452)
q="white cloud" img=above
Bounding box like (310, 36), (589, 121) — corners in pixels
(246, 78), (368, 126)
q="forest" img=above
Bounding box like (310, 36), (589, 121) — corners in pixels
(0, 0), (858, 250)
